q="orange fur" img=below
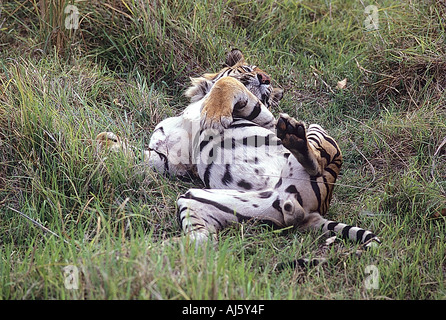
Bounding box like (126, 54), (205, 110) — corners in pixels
(201, 77), (249, 129)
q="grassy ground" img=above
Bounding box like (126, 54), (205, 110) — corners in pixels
(0, 0), (445, 299)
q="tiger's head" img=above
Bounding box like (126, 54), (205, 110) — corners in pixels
(185, 49), (283, 108)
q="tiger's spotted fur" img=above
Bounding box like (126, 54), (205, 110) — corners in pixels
(96, 50), (380, 266)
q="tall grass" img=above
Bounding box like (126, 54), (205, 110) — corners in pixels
(1, 0), (445, 299)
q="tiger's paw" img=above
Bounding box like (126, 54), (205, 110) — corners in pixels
(96, 132), (133, 156)
(200, 76), (248, 131)
(163, 232), (217, 251)
(276, 113), (308, 154)
(200, 102), (233, 132)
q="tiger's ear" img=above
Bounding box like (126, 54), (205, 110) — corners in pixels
(184, 76), (213, 102)
(225, 49), (245, 67)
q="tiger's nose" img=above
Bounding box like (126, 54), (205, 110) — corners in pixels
(257, 73), (271, 85)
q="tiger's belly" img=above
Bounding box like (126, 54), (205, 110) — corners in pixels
(196, 119), (288, 190)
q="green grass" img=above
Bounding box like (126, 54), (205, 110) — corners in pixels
(1, 0), (445, 300)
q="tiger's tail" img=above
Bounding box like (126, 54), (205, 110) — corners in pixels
(276, 217), (381, 270)
(319, 218), (381, 248)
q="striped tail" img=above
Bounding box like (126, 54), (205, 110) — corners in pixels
(275, 257), (326, 271)
(276, 218), (381, 271)
(320, 219), (381, 248)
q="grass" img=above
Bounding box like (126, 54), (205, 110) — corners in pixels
(0, 0), (445, 300)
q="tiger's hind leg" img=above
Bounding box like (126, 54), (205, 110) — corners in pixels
(177, 188), (305, 245)
(276, 113), (342, 177)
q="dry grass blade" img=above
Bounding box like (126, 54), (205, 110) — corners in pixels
(8, 206), (70, 244)
(431, 136), (446, 194)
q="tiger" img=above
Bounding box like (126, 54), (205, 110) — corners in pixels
(97, 49), (380, 263)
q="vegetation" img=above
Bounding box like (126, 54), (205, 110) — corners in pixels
(0, 0), (445, 299)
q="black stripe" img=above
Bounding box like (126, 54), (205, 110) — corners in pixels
(320, 135), (342, 162)
(187, 194), (235, 214)
(235, 211), (255, 223)
(208, 146), (214, 159)
(155, 126), (165, 136)
(195, 81), (211, 99)
(209, 215), (224, 229)
(199, 140), (208, 152)
(285, 185), (297, 193)
(190, 223), (205, 228)
(203, 163), (213, 188)
(321, 176), (330, 214)
(237, 180), (252, 190)
(190, 225), (206, 233)
(178, 205), (188, 213)
(323, 136), (340, 152)
(284, 185), (303, 206)
(310, 176), (322, 212)
(356, 229), (366, 242)
(341, 225), (353, 239)
(324, 167), (338, 179)
(308, 126), (327, 135)
(295, 192), (303, 206)
(319, 148), (331, 164)
(214, 68), (231, 81)
(364, 232), (376, 243)
(184, 191), (192, 199)
(178, 206), (188, 216)
(307, 135), (322, 147)
(177, 206), (188, 224)
(245, 102), (261, 121)
(199, 135), (214, 152)
(235, 134), (278, 149)
(151, 149), (169, 173)
(327, 221), (338, 231)
(332, 159), (342, 168)
(276, 258), (322, 270)
(233, 196), (249, 203)
(274, 177), (283, 188)
(264, 134), (270, 146)
(258, 191), (273, 198)
(179, 213), (199, 226)
(233, 99), (247, 111)
(272, 197), (282, 214)
(307, 134), (341, 163)
(222, 164), (233, 185)
(229, 121), (259, 129)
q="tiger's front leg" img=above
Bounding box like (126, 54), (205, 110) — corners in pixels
(177, 188), (306, 244)
(200, 77), (276, 131)
(96, 132), (136, 158)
